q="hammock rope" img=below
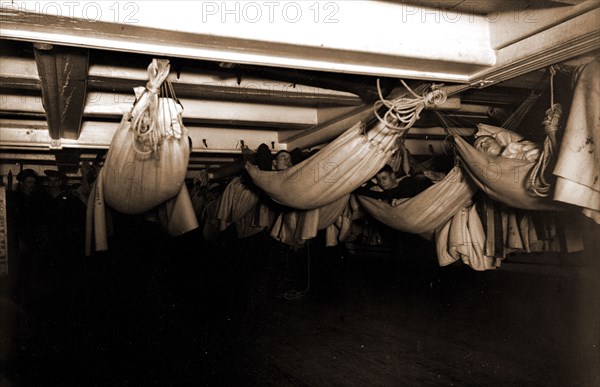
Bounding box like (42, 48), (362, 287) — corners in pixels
(129, 59), (178, 157)
(528, 66), (563, 197)
(374, 80), (447, 133)
(502, 90), (542, 133)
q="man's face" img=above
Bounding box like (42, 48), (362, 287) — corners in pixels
(375, 171), (396, 191)
(48, 176), (63, 191)
(475, 136), (503, 157)
(274, 152), (292, 171)
(20, 177), (36, 195)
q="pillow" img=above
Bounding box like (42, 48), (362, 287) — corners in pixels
(475, 123), (523, 146)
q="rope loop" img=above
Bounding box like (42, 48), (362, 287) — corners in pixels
(527, 101), (562, 197)
(374, 79), (447, 133)
(129, 59), (185, 157)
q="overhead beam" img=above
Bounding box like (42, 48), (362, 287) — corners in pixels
(0, 3), (493, 81)
(87, 77), (362, 107)
(470, 7), (600, 87)
(82, 92), (318, 128)
(488, 0), (599, 49)
(281, 104), (374, 150)
(33, 43), (89, 140)
(87, 61), (364, 107)
(0, 119), (283, 153)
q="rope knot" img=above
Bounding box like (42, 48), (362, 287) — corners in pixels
(425, 89), (447, 106)
(543, 103), (562, 133)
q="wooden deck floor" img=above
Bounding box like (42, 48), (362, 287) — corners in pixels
(2, 226), (599, 386)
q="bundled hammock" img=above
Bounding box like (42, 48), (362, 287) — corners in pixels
(103, 59), (189, 214)
(246, 120), (399, 210)
(356, 166), (476, 236)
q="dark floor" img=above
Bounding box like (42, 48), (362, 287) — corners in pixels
(1, 222), (599, 386)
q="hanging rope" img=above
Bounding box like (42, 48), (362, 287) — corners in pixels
(502, 90), (543, 132)
(528, 66), (563, 197)
(129, 59), (173, 156)
(374, 79), (447, 133)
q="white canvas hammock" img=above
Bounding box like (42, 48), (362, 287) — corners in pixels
(215, 176), (260, 231)
(553, 58), (600, 223)
(269, 194), (351, 246)
(246, 120), (400, 210)
(245, 82), (457, 211)
(356, 166), (476, 236)
(452, 134), (567, 211)
(103, 59), (189, 214)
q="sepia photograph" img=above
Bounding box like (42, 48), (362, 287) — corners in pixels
(0, 1), (599, 385)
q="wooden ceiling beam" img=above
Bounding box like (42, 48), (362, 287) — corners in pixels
(86, 77), (362, 107)
(33, 43), (89, 140)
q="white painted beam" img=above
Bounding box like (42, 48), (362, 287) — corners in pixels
(281, 104), (374, 150)
(83, 92), (318, 127)
(488, 0), (600, 49)
(470, 7), (600, 87)
(0, 94), (44, 113)
(0, 1), (494, 80)
(0, 119), (284, 153)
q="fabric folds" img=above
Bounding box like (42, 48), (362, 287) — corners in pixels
(356, 166), (476, 235)
(453, 135), (565, 211)
(246, 121), (400, 210)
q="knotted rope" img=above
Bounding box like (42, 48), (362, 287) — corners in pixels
(129, 59), (172, 156)
(527, 66), (562, 197)
(374, 79), (447, 133)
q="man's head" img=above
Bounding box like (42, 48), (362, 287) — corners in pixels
(375, 165), (398, 191)
(45, 170), (66, 196)
(273, 150), (292, 171)
(16, 169), (37, 195)
(474, 135), (503, 157)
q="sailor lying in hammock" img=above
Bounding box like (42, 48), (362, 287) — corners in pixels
(354, 164), (433, 206)
(474, 135), (540, 161)
(472, 124), (541, 161)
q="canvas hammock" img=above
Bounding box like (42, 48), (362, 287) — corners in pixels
(451, 133), (567, 211)
(245, 82), (455, 210)
(269, 194), (352, 246)
(215, 176), (260, 231)
(246, 120), (400, 210)
(86, 167), (198, 255)
(356, 166), (476, 236)
(210, 174), (356, 245)
(103, 59), (189, 214)
(553, 58), (600, 223)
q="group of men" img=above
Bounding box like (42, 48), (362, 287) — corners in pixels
(11, 168), (86, 265)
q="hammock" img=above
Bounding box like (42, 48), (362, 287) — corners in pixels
(452, 134), (566, 211)
(270, 194), (351, 246)
(103, 59), (189, 214)
(215, 176), (260, 231)
(356, 166), (476, 235)
(246, 120), (400, 210)
(553, 58), (600, 223)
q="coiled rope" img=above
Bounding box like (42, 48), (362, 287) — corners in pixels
(129, 59), (172, 156)
(374, 79), (447, 133)
(528, 66), (562, 197)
